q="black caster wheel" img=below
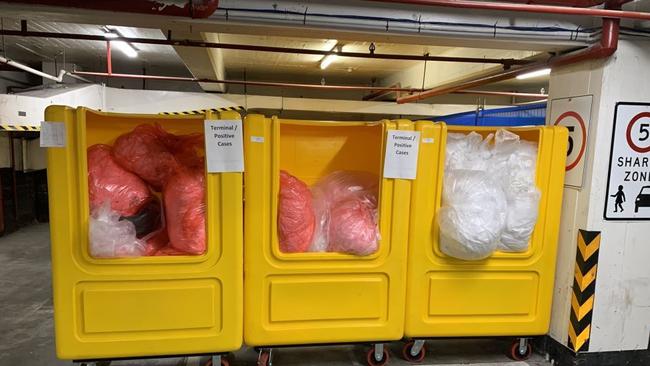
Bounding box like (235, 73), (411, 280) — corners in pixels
(366, 347), (390, 366)
(257, 350), (271, 366)
(402, 340), (426, 363)
(509, 340), (532, 361)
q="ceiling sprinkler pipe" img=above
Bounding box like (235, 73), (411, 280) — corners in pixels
(366, 0), (646, 21)
(397, 0), (623, 104)
(72, 71), (430, 92)
(0, 29), (530, 66)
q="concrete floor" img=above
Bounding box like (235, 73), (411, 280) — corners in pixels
(0, 224), (550, 366)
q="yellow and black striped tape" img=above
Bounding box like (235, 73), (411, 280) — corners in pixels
(568, 229), (601, 353)
(159, 106), (245, 116)
(0, 124), (40, 131)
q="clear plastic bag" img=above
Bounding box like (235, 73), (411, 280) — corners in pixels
(310, 171), (380, 255)
(89, 202), (146, 258)
(87, 144), (151, 216)
(438, 169), (507, 260)
(440, 129), (540, 259)
(277, 170), (315, 253)
(493, 132), (540, 252)
(445, 132), (494, 171)
(498, 190), (541, 252)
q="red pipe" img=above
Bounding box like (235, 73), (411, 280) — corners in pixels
(503, 0), (604, 6)
(106, 41), (112, 75)
(397, 13), (621, 103)
(366, 0), (648, 20)
(0, 0), (219, 18)
(453, 90), (548, 98)
(72, 71), (428, 92)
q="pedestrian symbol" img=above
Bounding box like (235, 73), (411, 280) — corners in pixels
(610, 185), (626, 212)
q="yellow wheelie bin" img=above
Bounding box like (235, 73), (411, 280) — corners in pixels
(45, 106), (243, 365)
(402, 122), (567, 362)
(243, 115), (414, 366)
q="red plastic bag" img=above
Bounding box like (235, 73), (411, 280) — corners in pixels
(163, 133), (205, 170)
(311, 171), (380, 255)
(144, 229), (169, 256)
(87, 144), (151, 216)
(112, 124), (181, 191)
(154, 246), (191, 256)
(278, 170), (315, 253)
(164, 168), (206, 255)
(327, 197), (379, 255)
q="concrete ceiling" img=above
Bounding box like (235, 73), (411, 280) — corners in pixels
(0, 19), (184, 69)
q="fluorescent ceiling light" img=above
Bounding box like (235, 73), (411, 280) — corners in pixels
(103, 25), (138, 58)
(322, 39), (338, 51)
(320, 54), (337, 69)
(112, 41), (138, 58)
(320, 43), (340, 70)
(516, 68), (551, 80)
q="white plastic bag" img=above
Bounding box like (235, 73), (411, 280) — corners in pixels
(89, 202), (146, 258)
(438, 169), (507, 260)
(445, 132), (493, 171)
(439, 129), (540, 259)
(498, 190), (541, 252)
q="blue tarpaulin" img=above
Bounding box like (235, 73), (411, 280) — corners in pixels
(433, 103), (547, 126)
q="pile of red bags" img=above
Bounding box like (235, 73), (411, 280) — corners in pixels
(87, 123), (207, 257)
(278, 171), (315, 253)
(277, 170), (380, 256)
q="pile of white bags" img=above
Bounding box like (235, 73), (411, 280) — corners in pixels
(439, 130), (541, 260)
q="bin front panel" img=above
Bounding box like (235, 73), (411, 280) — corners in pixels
(46, 107), (243, 360)
(243, 115), (410, 346)
(404, 122), (567, 337)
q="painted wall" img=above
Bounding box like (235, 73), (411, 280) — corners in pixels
(547, 39), (650, 353)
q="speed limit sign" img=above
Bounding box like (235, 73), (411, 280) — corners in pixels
(549, 95), (593, 188)
(605, 102), (650, 220)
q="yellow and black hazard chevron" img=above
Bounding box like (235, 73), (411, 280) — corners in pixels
(568, 229), (601, 353)
(0, 124), (40, 132)
(159, 106), (245, 115)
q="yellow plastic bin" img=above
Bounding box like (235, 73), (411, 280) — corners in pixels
(45, 106), (243, 362)
(243, 115), (413, 365)
(402, 122), (567, 362)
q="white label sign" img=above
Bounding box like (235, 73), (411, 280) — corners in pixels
(39, 121), (66, 147)
(383, 130), (421, 180)
(605, 103), (650, 220)
(548, 95), (593, 188)
(204, 120), (244, 173)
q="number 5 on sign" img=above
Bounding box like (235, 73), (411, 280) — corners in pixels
(548, 95), (593, 188)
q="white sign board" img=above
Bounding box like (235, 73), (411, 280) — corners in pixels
(605, 103), (650, 220)
(39, 121), (66, 148)
(204, 119), (244, 173)
(548, 95), (593, 188)
(383, 130), (421, 180)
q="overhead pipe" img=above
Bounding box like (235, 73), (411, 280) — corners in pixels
(0, 0), (220, 18)
(0, 29), (530, 66)
(397, 0), (625, 103)
(503, 0), (605, 6)
(453, 90), (548, 98)
(0, 55), (92, 83)
(366, 0), (650, 21)
(72, 71), (428, 93)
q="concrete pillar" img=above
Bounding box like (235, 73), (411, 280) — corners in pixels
(547, 39), (650, 355)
